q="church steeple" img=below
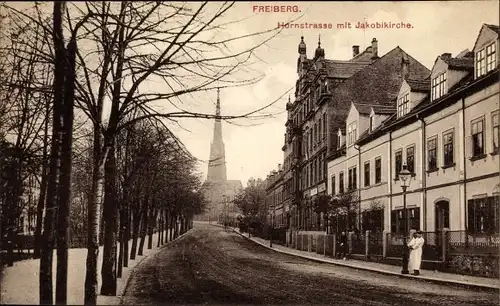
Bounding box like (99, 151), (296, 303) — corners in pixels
(207, 88), (227, 182)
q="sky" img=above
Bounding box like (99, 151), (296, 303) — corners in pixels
(4, 1), (498, 187)
(167, 1), (499, 187)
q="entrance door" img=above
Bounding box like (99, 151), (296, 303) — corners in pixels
(435, 201), (450, 259)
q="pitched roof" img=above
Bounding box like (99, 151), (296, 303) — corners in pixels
(330, 46), (430, 113)
(372, 105), (397, 115)
(407, 79), (430, 92)
(485, 24), (500, 34)
(324, 59), (372, 79)
(353, 103), (375, 115)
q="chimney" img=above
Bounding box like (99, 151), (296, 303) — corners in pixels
(278, 163), (282, 171)
(441, 53), (452, 60)
(352, 45), (360, 57)
(371, 38), (378, 59)
(402, 53), (410, 79)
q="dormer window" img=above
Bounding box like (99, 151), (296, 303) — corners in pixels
(431, 72), (447, 101)
(476, 49), (486, 77)
(348, 122), (357, 145)
(337, 133), (342, 149)
(370, 115), (375, 131)
(486, 42), (497, 73)
(397, 93), (410, 118)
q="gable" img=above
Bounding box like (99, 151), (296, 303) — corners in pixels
(346, 103), (359, 123)
(398, 80), (411, 98)
(473, 24), (499, 52)
(431, 57), (449, 79)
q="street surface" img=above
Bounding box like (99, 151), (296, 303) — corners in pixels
(122, 223), (498, 306)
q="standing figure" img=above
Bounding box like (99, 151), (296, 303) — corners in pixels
(408, 231), (425, 275)
(338, 231), (348, 260)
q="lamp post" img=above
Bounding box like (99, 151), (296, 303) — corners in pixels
(270, 210), (275, 248)
(398, 163), (412, 275)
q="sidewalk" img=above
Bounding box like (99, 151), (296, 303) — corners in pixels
(231, 227), (499, 291)
(0, 229), (188, 305)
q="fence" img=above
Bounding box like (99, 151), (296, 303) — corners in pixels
(285, 229), (499, 278)
(351, 233), (365, 255)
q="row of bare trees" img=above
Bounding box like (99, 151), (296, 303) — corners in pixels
(1, 1), (282, 305)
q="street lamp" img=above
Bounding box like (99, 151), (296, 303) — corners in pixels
(398, 163), (412, 275)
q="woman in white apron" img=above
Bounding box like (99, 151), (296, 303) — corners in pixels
(407, 231), (425, 275)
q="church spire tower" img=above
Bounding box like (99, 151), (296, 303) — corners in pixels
(207, 88), (227, 181)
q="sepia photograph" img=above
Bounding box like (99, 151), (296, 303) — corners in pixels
(0, 1), (499, 305)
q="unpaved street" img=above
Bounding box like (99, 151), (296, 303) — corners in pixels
(122, 223), (498, 306)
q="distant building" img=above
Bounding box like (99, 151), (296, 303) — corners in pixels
(194, 89), (243, 222)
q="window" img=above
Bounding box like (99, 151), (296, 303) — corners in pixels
(493, 111), (499, 153)
(318, 119), (322, 143)
(337, 133), (341, 149)
(323, 80), (329, 93)
(362, 209), (384, 233)
(395, 150), (402, 177)
(486, 42), (497, 73)
(348, 167), (357, 190)
(467, 196), (500, 234)
(443, 130), (454, 166)
(319, 155), (323, 180)
(364, 161), (370, 187)
(314, 124), (317, 144)
(391, 208), (421, 233)
(348, 122), (357, 145)
(323, 113), (327, 140)
(432, 72), (447, 100)
(397, 93), (410, 118)
(375, 157), (381, 184)
(406, 146), (415, 174)
(370, 115), (375, 131)
(339, 172), (344, 193)
(427, 137), (437, 170)
(476, 49), (486, 78)
(471, 117), (485, 158)
(331, 175), (336, 195)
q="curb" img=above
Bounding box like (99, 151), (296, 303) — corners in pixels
(118, 229), (193, 304)
(231, 228), (499, 292)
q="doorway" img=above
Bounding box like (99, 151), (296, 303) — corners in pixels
(435, 200), (450, 260)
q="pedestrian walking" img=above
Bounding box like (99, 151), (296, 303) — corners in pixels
(408, 231), (425, 275)
(338, 231), (348, 260)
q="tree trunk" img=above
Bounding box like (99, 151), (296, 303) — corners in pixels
(174, 214), (179, 239)
(100, 140), (118, 296)
(138, 201), (148, 256)
(170, 214), (175, 241)
(123, 202), (130, 267)
(164, 210), (169, 244)
(55, 36), (76, 305)
(34, 94), (50, 259)
(157, 208), (162, 248)
(130, 205), (141, 260)
(40, 3), (64, 303)
(117, 204), (125, 278)
(147, 207), (158, 250)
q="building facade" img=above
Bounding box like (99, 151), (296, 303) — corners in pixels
(326, 23), (499, 235)
(280, 35), (429, 232)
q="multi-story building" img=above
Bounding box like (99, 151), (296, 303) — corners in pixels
(283, 37), (380, 232)
(281, 35), (429, 232)
(327, 23), (499, 235)
(265, 165), (285, 227)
